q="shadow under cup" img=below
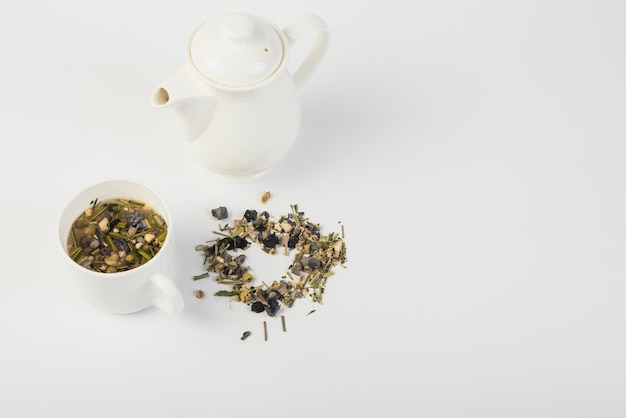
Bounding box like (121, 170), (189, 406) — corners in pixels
(57, 179), (184, 314)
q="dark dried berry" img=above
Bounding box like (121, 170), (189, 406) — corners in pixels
(234, 236), (249, 249)
(251, 301), (265, 313)
(211, 206), (228, 220)
(252, 219), (265, 230)
(262, 233), (279, 248)
(114, 238), (130, 253)
(126, 211), (145, 228)
(306, 222), (321, 237)
(218, 237), (235, 250)
(224, 238), (244, 250)
(244, 210), (258, 222)
(265, 299), (281, 316)
(307, 257), (322, 270)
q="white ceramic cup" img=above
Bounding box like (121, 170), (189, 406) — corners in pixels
(57, 179), (184, 314)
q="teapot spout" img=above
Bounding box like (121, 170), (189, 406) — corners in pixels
(151, 67), (215, 142)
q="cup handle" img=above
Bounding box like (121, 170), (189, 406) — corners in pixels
(150, 271), (184, 314)
(283, 15), (329, 92)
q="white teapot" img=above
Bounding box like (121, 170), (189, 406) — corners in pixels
(152, 13), (329, 182)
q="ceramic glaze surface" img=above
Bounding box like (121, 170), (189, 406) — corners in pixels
(57, 180), (184, 315)
(152, 13), (329, 183)
(188, 14), (284, 86)
(186, 74), (300, 182)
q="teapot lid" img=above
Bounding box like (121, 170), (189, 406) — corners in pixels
(187, 14), (284, 87)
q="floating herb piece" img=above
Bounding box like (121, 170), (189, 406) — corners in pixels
(195, 290), (205, 299)
(263, 321), (268, 341)
(241, 331), (251, 341)
(66, 198), (167, 273)
(281, 315), (287, 332)
(261, 191), (271, 204)
(194, 204), (348, 316)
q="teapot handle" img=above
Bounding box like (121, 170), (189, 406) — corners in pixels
(283, 15), (329, 92)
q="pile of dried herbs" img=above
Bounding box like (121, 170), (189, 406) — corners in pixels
(193, 204), (347, 316)
(67, 198), (167, 273)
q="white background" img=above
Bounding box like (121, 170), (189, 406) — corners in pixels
(1, 1), (625, 417)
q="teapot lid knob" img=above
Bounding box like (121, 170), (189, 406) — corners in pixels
(187, 13), (285, 87)
(222, 14), (254, 42)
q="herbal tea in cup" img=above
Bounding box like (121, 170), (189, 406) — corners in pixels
(58, 179), (184, 314)
(67, 198), (168, 273)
